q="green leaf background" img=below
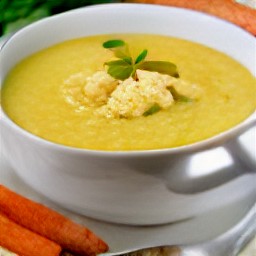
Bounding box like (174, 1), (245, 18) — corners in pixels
(0, 0), (119, 36)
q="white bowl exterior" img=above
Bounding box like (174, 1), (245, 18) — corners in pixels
(1, 117), (256, 225)
(1, 4), (256, 224)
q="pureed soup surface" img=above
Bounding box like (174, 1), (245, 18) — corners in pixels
(2, 34), (256, 150)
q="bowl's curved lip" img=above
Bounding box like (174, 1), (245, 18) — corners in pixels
(1, 3), (255, 157)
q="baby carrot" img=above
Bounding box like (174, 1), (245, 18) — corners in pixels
(0, 185), (109, 256)
(129, 0), (256, 35)
(0, 212), (62, 256)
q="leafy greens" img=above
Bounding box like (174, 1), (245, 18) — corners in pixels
(103, 39), (179, 80)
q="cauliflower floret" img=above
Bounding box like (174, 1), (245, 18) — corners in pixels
(62, 72), (88, 109)
(136, 70), (175, 109)
(62, 69), (202, 119)
(98, 70), (174, 118)
(84, 71), (118, 106)
(167, 76), (203, 100)
(62, 71), (118, 110)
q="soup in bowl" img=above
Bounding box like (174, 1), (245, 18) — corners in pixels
(0, 4), (255, 225)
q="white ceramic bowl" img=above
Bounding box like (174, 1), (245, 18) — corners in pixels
(1, 4), (256, 225)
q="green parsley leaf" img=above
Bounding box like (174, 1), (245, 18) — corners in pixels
(102, 39), (180, 82)
(122, 56), (133, 65)
(112, 47), (131, 60)
(103, 39), (125, 48)
(137, 61), (179, 78)
(135, 49), (148, 64)
(105, 60), (133, 80)
(168, 87), (193, 102)
(103, 39), (131, 61)
(143, 104), (161, 116)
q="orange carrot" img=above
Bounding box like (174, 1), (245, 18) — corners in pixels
(128, 0), (256, 35)
(0, 185), (108, 256)
(0, 212), (62, 256)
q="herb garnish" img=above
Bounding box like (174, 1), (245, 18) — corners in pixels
(103, 39), (192, 118)
(143, 104), (161, 116)
(168, 87), (193, 103)
(103, 39), (179, 80)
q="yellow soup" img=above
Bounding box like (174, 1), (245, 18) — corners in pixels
(2, 34), (256, 150)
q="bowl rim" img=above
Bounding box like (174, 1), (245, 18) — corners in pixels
(1, 3), (255, 156)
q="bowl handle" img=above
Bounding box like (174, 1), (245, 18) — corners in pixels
(224, 112), (256, 171)
(165, 112), (256, 194)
